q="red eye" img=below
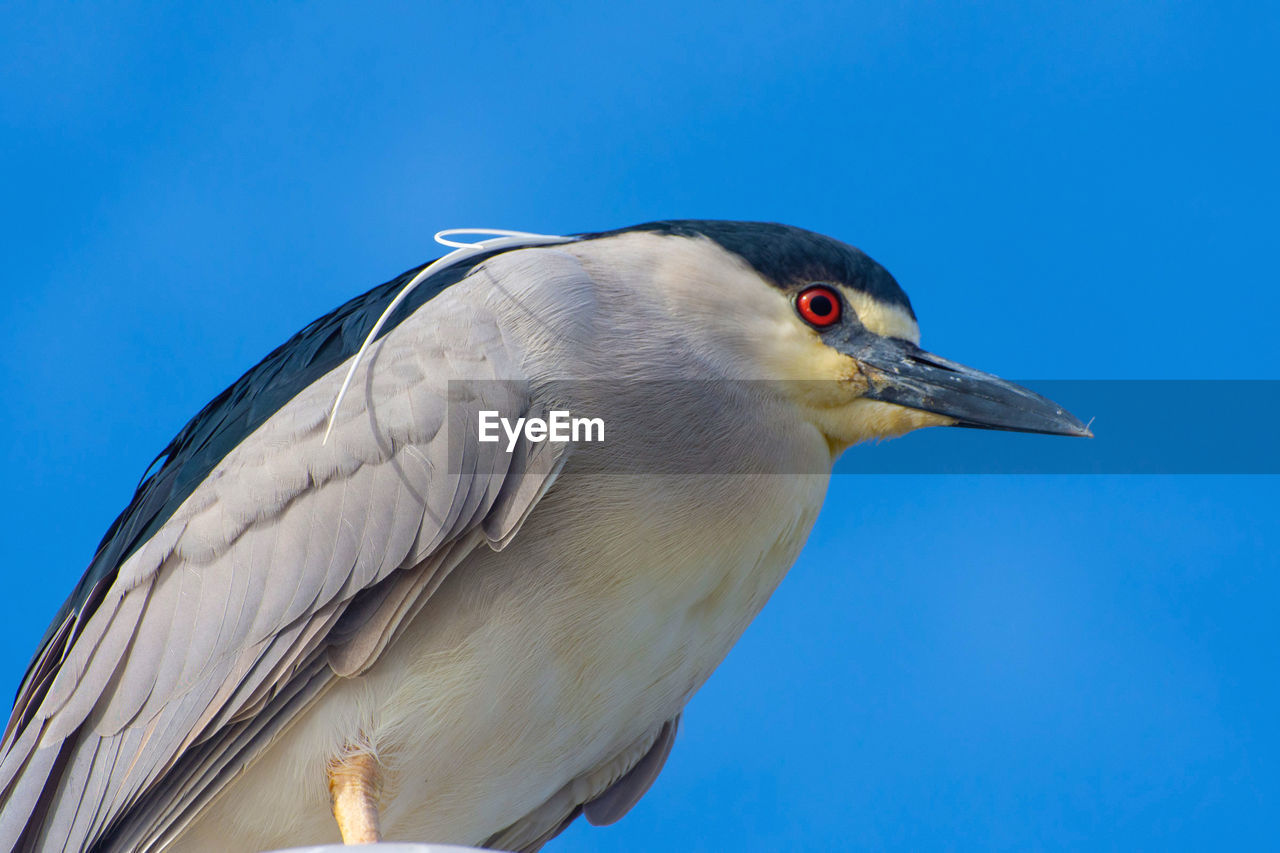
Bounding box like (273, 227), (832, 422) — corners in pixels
(796, 285), (841, 327)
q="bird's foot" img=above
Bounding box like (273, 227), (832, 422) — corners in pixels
(328, 749), (383, 844)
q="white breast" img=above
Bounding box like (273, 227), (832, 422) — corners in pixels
(176, 459), (829, 850)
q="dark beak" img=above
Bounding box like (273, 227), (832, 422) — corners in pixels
(843, 335), (1092, 437)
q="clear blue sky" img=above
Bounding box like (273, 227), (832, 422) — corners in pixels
(2, 2), (1277, 849)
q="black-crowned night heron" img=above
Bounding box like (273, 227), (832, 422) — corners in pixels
(0, 221), (1089, 851)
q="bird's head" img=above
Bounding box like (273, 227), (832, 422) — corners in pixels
(577, 220), (1090, 454)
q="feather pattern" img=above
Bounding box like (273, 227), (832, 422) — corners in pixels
(483, 717), (681, 853)
(0, 244), (577, 851)
(0, 225), (850, 851)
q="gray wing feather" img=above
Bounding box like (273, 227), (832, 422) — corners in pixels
(42, 587), (150, 742)
(583, 717), (680, 826)
(326, 527), (486, 678)
(484, 716), (681, 853)
(125, 660), (334, 851)
(0, 252), (586, 851)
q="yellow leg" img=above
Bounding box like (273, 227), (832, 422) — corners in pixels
(328, 751), (382, 844)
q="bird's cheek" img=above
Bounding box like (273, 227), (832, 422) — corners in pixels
(769, 351), (864, 414)
(813, 398), (956, 453)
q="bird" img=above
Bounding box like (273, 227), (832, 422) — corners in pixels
(0, 220), (1090, 852)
